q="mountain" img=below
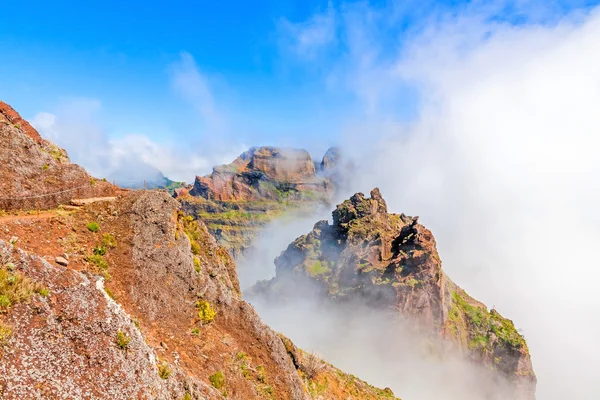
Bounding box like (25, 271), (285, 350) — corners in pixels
(0, 103), (399, 399)
(248, 188), (536, 399)
(0, 101), (113, 209)
(108, 165), (186, 194)
(176, 146), (341, 259)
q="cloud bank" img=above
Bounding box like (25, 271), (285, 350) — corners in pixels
(32, 53), (245, 184)
(252, 2), (600, 399)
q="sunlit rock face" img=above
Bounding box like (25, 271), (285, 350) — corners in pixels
(179, 146), (341, 259)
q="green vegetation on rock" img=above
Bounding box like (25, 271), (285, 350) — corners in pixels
(196, 299), (216, 324)
(448, 291), (526, 357)
(209, 371), (226, 389)
(307, 260), (330, 277)
(116, 330), (131, 350)
(86, 221), (100, 232)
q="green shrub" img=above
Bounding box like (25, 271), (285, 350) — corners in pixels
(158, 361), (171, 379)
(0, 323), (12, 346)
(0, 295), (11, 308)
(36, 287), (50, 297)
(0, 267), (36, 307)
(209, 371), (226, 389)
(263, 386), (274, 396)
(48, 146), (63, 162)
(93, 246), (107, 256)
(86, 254), (109, 270)
(180, 214), (204, 255)
(257, 365), (266, 383)
(42, 164), (49, 171)
(196, 300), (216, 324)
(86, 222), (100, 232)
(101, 234), (117, 249)
(190, 241), (201, 256)
(182, 393), (193, 400)
(116, 330), (131, 349)
(193, 257), (201, 273)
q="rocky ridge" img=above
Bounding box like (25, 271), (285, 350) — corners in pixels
(177, 146), (343, 259)
(250, 188), (536, 399)
(0, 101), (113, 210)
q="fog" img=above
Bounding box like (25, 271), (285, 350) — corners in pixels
(236, 207), (330, 290)
(250, 288), (521, 400)
(243, 3), (600, 400)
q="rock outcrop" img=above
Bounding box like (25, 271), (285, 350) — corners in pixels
(250, 188), (536, 399)
(179, 146), (340, 259)
(0, 101), (113, 210)
(0, 101), (44, 144)
(189, 146), (330, 202)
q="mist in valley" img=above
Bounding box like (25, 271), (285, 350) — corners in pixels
(241, 3), (600, 400)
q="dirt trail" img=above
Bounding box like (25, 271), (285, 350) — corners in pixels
(0, 196), (118, 223)
(70, 196), (116, 206)
(0, 212), (59, 223)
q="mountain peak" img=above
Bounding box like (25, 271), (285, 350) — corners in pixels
(252, 189), (536, 398)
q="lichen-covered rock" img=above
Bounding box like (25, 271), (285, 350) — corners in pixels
(251, 188), (536, 399)
(0, 242), (220, 400)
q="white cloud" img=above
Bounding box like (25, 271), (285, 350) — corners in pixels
(169, 52), (224, 132)
(31, 98), (242, 183)
(345, 6), (600, 400)
(255, 3), (600, 399)
(278, 1), (337, 59)
(30, 52), (250, 185)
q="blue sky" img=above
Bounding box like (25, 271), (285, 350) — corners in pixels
(1, 0), (599, 181)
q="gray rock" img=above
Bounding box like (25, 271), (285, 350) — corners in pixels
(55, 256), (69, 266)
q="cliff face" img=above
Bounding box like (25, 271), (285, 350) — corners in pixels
(179, 146), (339, 259)
(0, 101), (113, 210)
(189, 147), (326, 202)
(250, 189), (536, 399)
